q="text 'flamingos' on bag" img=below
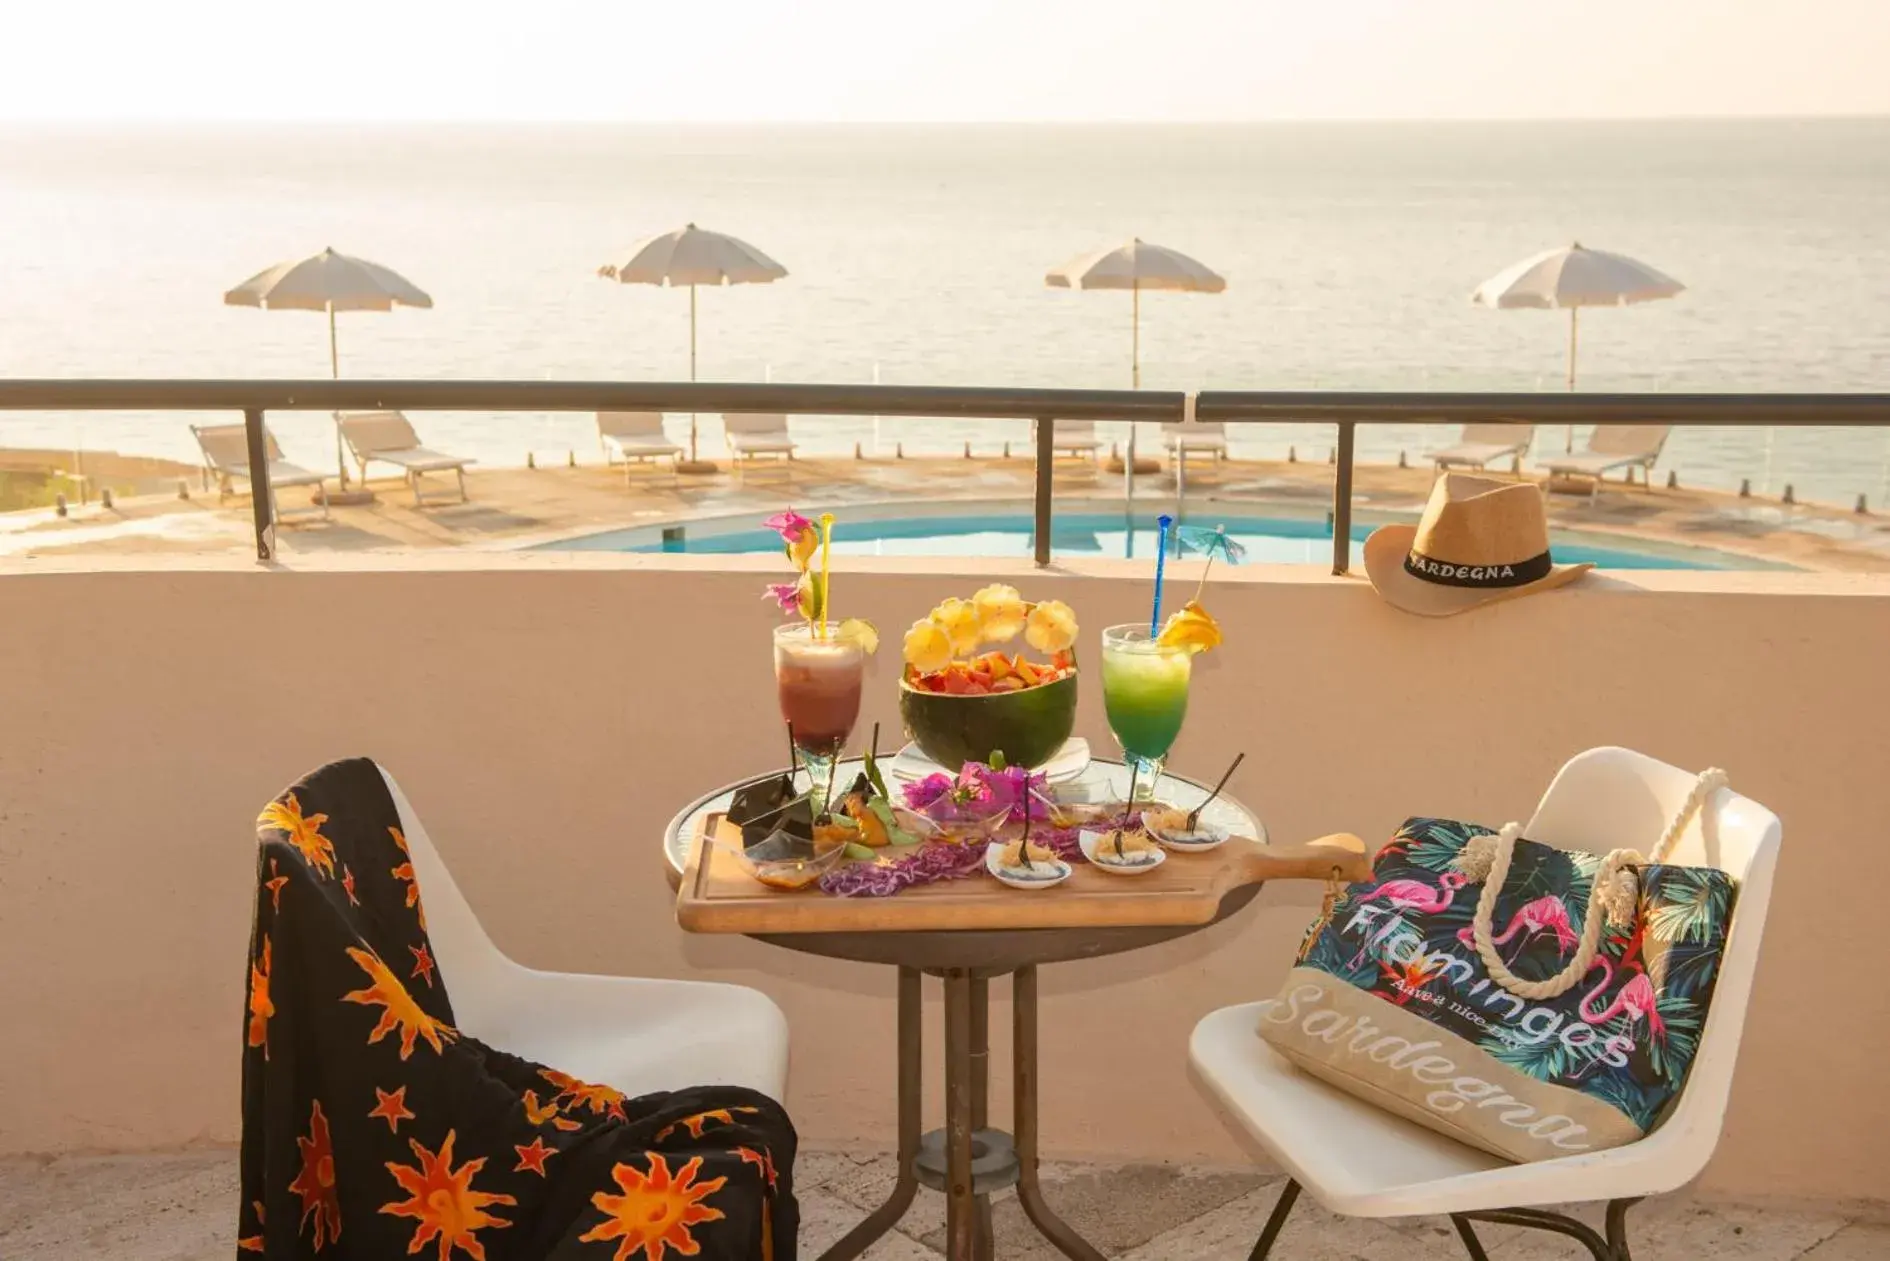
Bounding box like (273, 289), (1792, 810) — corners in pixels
(1258, 783), (1735, 1164)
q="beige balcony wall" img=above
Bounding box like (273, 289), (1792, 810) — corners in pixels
(0, 555), (1886, 1209)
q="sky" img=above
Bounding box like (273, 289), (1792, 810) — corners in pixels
(3, 0), (1887, 122)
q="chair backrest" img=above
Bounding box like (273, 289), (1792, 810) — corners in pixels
(1587, 424), (1671, 459)
(1461, 421), (1534, 448)
(1044, 419), (1095, 439)
(597, 411), (669, 440)
(1525, 746), (1781, 1182)
(375, 766), (518, 1040)
(193, 422), (282, 468)
(337, 410), (422, 456)
(722, 412), (789, 436)
(1163, 420), (1227, 436)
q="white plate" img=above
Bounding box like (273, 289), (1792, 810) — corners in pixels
(1078, 827), (1167, 875)
(983, 841), (1073, 890)
(888, 737), (1091, 784)
(1144, 811), (1231, 853)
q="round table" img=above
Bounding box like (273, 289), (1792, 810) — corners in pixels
(665, 755), (1266, 1261)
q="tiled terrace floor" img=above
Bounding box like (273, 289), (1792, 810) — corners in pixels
(2, 1147), (1881, 1259)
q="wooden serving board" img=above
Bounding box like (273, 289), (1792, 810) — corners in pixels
(675, 813), (1372, 935)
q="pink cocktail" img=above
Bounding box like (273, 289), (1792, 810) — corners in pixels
(774, 622), (867, 781)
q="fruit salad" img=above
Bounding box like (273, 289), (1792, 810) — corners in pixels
(902, 584), (1078, 692)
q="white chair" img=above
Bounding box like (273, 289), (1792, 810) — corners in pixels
(1430, 423), (1536, 476)
(1031, 418), (1103, 472)
(597, 411), (685, 485)
(1163, 419), (1229, 467)
(382, 766), (789, 1100)
(722, 413), (797, 484)
(336, 411), (474, 506)
(1190, 747), (1780, 1261)
(1538, 425), (1672, 502)
(192, 422), (331, 521)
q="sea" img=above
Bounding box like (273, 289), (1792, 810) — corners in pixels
(1, 119), (1887, 504)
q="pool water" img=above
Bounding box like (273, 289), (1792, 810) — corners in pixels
(545, 508), (1776, 570)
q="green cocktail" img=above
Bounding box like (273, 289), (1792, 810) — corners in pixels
(1101, 624), (1192, 797)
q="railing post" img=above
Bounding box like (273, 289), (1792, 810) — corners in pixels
(1033, 417), (1055, 567)
(1331, 421), (1356, 576)
(243, 407), (275, 562)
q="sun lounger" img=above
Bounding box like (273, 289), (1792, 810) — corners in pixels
(1027, 419), (1103, 471)
(1430, 422), (1535, 475)
(191, 422), (330, 521)
(597, 412), (684, 484)
(335, 411), (472, 506)
(1163, 420), (1229, 478)
(1538, 424), (1672, 502)
(722, 413), (796, 483)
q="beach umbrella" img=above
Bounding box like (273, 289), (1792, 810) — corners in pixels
(225, 247), (433, 483)
(599, 223), (788, 470)
(1046, 238), (1226, 391)
(1472, 242), (1684, 449)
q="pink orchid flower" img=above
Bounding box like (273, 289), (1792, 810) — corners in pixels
(762, 582), (801, 613)
(763, 509), (815, 543)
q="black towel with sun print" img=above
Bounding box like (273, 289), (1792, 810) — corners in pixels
(239, 757), (797, 1260)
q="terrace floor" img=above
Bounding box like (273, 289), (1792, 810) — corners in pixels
(2, 1147), (1881, 1259)
(4, 446), (1890, 571)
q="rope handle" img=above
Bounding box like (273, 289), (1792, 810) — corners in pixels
(1456, 768), (1728, 1001)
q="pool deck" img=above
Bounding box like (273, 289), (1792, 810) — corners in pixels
(5, 449), (1890, 571)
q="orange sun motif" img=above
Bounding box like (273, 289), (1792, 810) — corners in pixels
(410, 943), (438, 988)
(342, 947), (458, 1060)
(513, 1137), (556, 1176)
(260, 792), (337, 879)
(265, 859), (290, 913)
(342, 866), (360, 906)
(380, 1130), (516, 1261)
(657, 1106), (761, 1142)
(580, 1154), (727, 1261)
(247, 936), (275, 1058)
(540, 1067), (629, 1123)
(389, 826), (428, 931)
(735, 1146), (777, 1192)
(288, 1099), (342, 1250)
(238, 1199), (266, 1252)
(370, 1085), (416, 1134)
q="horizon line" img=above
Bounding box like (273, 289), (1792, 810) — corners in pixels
(2, 112), (1887, 128)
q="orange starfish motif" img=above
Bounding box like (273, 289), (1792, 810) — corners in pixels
(265, 859), (289, 913)
(342, 866), (360, 906)
(389, 826), (428, 930)
(513, 1137), (556, 1176)
(380, 1130), (516, 1261)
(656, 1105), (761, 1142)
(411, 943), (438, 988)
(247, 937), (275, 1058)
(238, 1199), (266, 1252)
(736, 1146), (778, 1191)
(342, 947), (458, 1060)
(581, 1153), (727, 1261)
(288, 1099), (342, 1250)
(259, 793), (336, 879)
(540, 1067), (629, 1123)
(370, 1085), (415, 1134)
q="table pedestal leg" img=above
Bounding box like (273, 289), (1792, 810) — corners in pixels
(944, 969), (978, 1261)
(1013, 966), (1108, 1261)
(817, 967), (922, 1261)
(969, 975), (995, 1261)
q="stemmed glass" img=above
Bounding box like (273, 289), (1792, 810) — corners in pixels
(1099, 623), (1192, 800)
(773, 622), (868, 790)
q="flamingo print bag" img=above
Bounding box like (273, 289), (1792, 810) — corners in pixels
(1258, 770), (1736, 1164)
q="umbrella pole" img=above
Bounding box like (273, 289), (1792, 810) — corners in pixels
(1565, 307), (1578, 452)
(328, 303), (350, 487)
(1123, 283), (1140, 496)
(689, 284), (699, 463)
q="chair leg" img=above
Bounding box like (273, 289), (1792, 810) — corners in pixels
(1245, 1178), (1300, 1261)
(1451, 1215), (1493, 1261)
(1605, 1198), (1641, 1261)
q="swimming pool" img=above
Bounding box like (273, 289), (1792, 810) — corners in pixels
(541, 502), (1784, 570)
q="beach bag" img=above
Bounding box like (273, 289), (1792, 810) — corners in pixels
(1259, 769), (1736, 1164)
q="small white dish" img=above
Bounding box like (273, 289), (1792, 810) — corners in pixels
(889, 737), (1091, 784)
(984, 840), (1073, 889)
(1143, 809), (1231, 853)
(1078, 827), (1167, 875)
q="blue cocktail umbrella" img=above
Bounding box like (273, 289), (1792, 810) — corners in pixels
(1174, 524), (1247, 601)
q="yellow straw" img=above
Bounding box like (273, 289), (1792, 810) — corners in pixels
(818, 513), (835, 639)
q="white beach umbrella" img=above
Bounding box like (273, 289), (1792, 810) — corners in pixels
(1046, 238), (1226, 390)
(599, 223), (788, 468)
(225, 247), (433, 482)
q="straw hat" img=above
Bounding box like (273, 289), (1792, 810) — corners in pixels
(1363, 473), (1592, 617)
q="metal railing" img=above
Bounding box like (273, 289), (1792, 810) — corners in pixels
(0, 379), (1886, 571)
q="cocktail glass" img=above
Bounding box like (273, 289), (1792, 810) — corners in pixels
(774, 621), (868, 789)
(1100, 623), (1191, 800)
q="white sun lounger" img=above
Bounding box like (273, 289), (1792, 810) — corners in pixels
(722, 413), (797, 483)
(1164, 420), (1229, 479)
(1030, 419), (1103, 469)
(191, 422), (330, 521)
(1539, 424), (1672, 502)
(336, 411), (472, 506)
(1430, 422), (1535, 475)
(597, 412), (684, 484)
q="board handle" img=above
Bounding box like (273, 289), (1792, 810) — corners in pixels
(1232, 832), (1374, 885)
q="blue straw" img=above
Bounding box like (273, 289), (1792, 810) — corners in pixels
(1151, 513), (1174, 635)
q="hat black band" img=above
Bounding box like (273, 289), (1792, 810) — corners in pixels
(1404, 547), (1553, 588)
